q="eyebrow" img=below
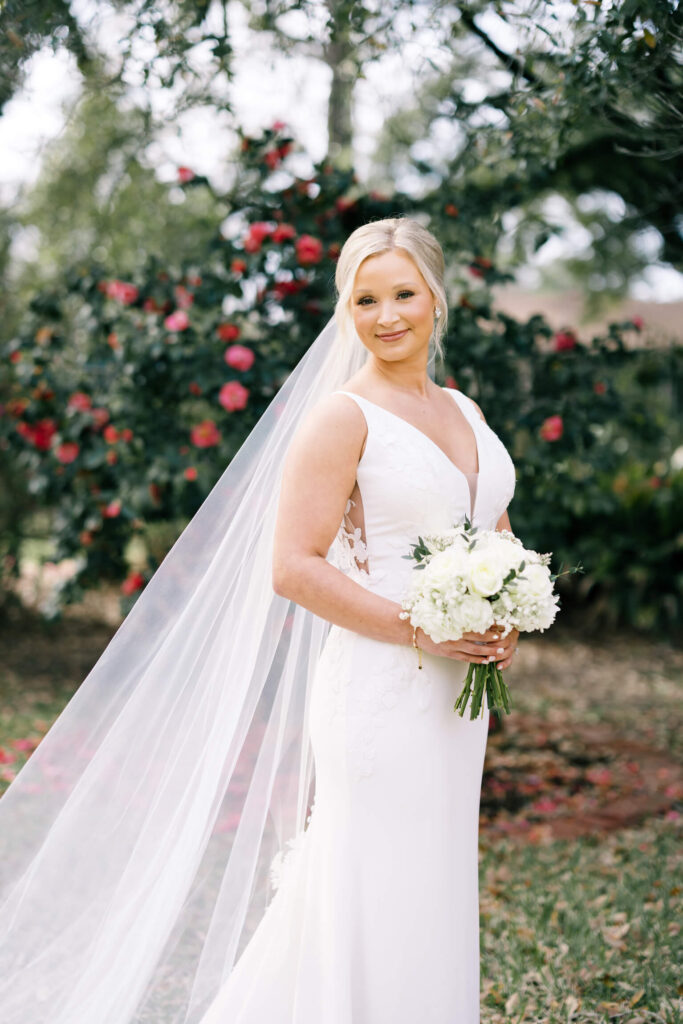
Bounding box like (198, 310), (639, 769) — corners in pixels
(353, 281), (419, 295)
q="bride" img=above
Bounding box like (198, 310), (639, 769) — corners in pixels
(0, 216), (518, 1023)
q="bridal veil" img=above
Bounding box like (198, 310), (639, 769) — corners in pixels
(0, 313), (381, 1023)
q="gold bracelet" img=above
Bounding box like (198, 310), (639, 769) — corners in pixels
(412, 625), (423, 670)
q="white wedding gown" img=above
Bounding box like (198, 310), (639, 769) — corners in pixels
(200, 387), (516, 1024)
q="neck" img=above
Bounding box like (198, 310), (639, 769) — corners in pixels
(364, 351), (432, 399)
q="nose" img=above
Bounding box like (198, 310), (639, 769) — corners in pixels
(376, 301), (401, 326)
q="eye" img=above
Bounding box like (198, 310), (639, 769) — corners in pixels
(356, 290), (414, 306)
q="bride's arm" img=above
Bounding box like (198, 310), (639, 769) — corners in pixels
(272, 394), (503, 666)
(469, 397), (519, 668)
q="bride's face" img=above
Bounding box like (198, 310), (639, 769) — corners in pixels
(351, 248), (436, 362)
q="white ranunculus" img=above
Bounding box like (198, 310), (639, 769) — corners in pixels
(516, 562), (553, 602)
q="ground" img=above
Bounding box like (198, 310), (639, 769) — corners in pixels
(0, 588), (680, 1022)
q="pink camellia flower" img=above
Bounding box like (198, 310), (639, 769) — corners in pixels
(445, 375), (458, 389)
(177, 166), (195, 184)
(103, 425), (119, 444)
(531, 797), (560, 814)
(243, 222), (274, 253)
(539, 415), (563, 442)
(295, 234), (323, 265)
(219, 381), (249, 412)
(104, 280), (139, 305)
(191, 420), (221, 448)
(11, 737), (38, 753)
(56, 441), (79, 464)
(103, 499), (122, 518)
(631, 315), (644, 331)
(272, 119), (287, 132)
(68, 391), (92, 412)
(216, 323), (241, 342)
(231, 259), (247, 275)
(174, 285), (194, 309)
(271, 223), (296, 243)
(120, 428), (134, 442)
(184, 466), (198, 481)
(164, 310), (190, 332)
(121, 571), (145, 596)
(90, 407), (110, 430)
(0, 748), (15, 764)
(554, 330), (577, 351)
(224, 344), (255, 372)
(143, 297), (163, 313)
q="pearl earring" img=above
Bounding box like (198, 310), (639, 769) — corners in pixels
(434, 307), (442, 319)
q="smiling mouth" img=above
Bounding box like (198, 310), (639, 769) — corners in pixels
(377, 329), (408, 340)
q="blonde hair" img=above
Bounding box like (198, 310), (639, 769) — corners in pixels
(333, 216), (448, 362)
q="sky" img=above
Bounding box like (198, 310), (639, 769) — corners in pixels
(1, 0), (681, 302)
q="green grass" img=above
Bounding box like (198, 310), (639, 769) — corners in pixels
(480, 821), (681, 1023)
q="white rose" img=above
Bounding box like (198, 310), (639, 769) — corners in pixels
(467, 551), (506, 597)
(516, 562), (553, 602)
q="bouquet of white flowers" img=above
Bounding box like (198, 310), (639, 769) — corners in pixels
(399, 520), (576, 719)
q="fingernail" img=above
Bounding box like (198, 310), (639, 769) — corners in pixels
(488, 655), (496, 662)
(497, 647), (504, 654)
(492, 634), (499, 640)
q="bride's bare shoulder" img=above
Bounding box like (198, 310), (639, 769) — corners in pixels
(288, 391), (367, 463)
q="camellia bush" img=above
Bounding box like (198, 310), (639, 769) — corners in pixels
(1, 124), (681, 628)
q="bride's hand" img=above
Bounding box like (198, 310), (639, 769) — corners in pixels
(416, 625), (519, 669)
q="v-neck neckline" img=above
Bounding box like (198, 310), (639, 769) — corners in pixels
(336, 387), (482, 521)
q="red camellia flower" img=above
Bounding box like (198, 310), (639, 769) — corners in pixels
(224, 345), (255, 372)
(106, 450), (118, 465)
(594, 381), (607, 395)
(243, 222), (274, 253)
(554, 330), (577, 351)
(277, 142), (293, 159)
(231, 259), (247, 275)
(184, 466), (198, 481)
(191, 420), (221, 447)
(164, 310), (190, 332)
(631, 316), (644, 331)
(104, 280), (139, 305)
(539, 415), (564, 442)
(648, 476), (662, 489)
(263, 149), (282, 170)
(216, 323), (241, 342)
(143, 297), (163, 313)
(272, 280), (305, 300)
(149, 483), (162, 504)
(468, 265), (484, 278)
(68, 391), (92, 412)
(445, 375), (458, 389)
(103, 499), (122, 518)
(56, 441), (79, 464)
(31, 419), (57, 451)
(9, 350), (21, 363)
(295, 234), (323, 265)
(219, 381), (249, 412)
(335, 197), (355, 213)
(189, 381), (202, 396)
(177, 166), (195, 184)
(120, 428), (134, 442)
(107, 332), (120, 350)
(271, 223), (296, 243)
(445, 203), (459, 217)
(79, 530), (93, 546)
(90, 407), (110, 430)
(103, 425), (119, 443)
(121, 571), (146, 595)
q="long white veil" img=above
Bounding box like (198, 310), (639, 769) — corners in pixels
(0, 314), (373, 1023)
